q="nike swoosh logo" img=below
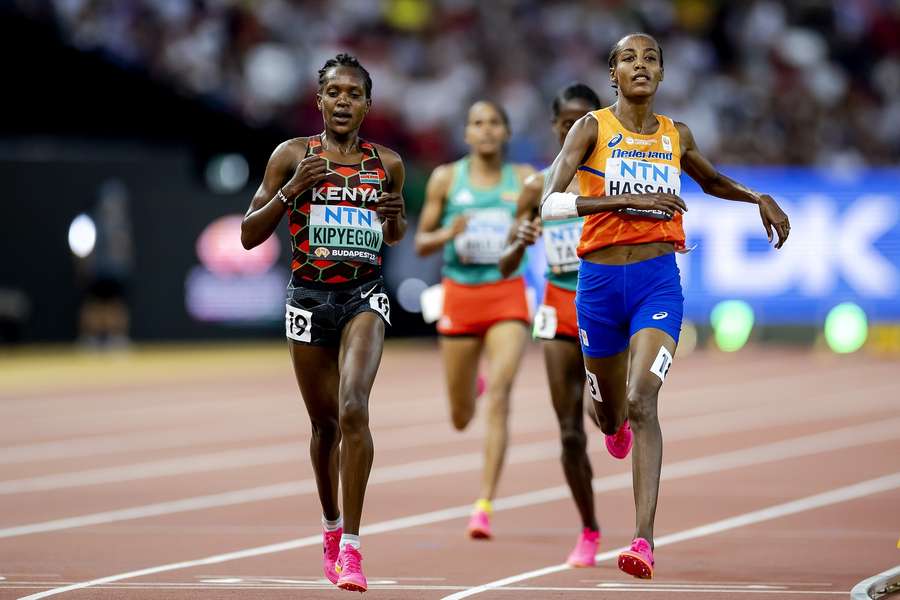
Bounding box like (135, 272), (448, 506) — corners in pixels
(360, 285), (378, 299)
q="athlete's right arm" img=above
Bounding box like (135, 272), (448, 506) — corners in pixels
(240, 139), (326, 250)
(541, 116), (686, 220)
(414, 164), (467, 256)
(498, 172), (542, 278)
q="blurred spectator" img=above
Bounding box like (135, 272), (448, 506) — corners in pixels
(77, 180), (135, 350)
(14, 0), (900, 167)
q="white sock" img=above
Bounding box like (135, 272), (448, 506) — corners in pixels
(339, 533), (360, 550)
(322, 515), (343, 532)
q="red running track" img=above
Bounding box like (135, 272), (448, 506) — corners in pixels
(0, 341), (898, 599)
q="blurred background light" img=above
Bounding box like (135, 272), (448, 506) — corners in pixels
(205, 154), (250, 194)
(710, 300), (755, 352)
(824, 302), (868, 354)
(68, 213), (97, 258)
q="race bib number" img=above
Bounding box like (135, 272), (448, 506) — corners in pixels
(604, 157), (681, 198)
(543, 220), (582, 274)
(650, 345), (673, 382)
(585, 369), (601, 402)
(454, 208), (512, 264)
(368, 292), (391, 325)
(533, 304), (558, 339)
(285, 304), (312, 343)
(309, 204), (382, 264)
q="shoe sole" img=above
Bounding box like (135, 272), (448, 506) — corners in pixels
(618, 551), (653, 579)
(468, 528), (491, 539)
(337, 580), (367, 592)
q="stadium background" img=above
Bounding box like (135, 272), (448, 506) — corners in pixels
(2, 0), (899, 353)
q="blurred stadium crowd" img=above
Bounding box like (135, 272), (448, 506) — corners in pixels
(13, 0), (900, 167)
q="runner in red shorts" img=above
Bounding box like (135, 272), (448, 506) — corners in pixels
(499, 83), (604, 567)
(416, 100), (536, 539)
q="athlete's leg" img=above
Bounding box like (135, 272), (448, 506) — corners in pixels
(583, 349), (629, 436)
(289, 341), (341, 521)
(479, 320), (528, 501)
(544, 338), (597, 530)
(626, 327), (676, 547)
(336, 311), (385, 536)
(439, 335), (484, 430)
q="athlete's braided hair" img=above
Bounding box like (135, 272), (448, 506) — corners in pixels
(607, 33), (664, 95)
(551, 83), (602, 118)
(318, 53), (373, 99)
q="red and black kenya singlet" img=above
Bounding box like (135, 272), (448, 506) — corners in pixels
(289, 134), (388, 285)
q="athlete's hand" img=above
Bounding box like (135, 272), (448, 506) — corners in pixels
(375, 192), (404, 221)
(448, 214), (469, 238)
(626, 193), (687, 218)
(758, 194), (790, 249)
(284, 155), (327, 197)
(514, 216), (542, 247)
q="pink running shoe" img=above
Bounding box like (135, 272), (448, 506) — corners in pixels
(618, 537), (654, 579)
(605, 419), (633, 459)
(322, 527), (342, 584)
(475, 374), (487, 398)
(566, 528), (600, 567)
(467, 509), (492, 539)
(335, 545), (367, 592)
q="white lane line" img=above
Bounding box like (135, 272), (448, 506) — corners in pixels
(4, 406), (899, 539)
(850, 564), (900, 599)
(440, 472), (900, 599)
(15, 420), (900, 599)
(0, 412), (557, 495)
(3, 361), (882, 462)
(1, 584), (849, 594)
(0, 439), (557, 538)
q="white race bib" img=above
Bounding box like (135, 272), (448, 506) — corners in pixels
(604, 157), (681, 198)
(533, 304), (558, 339)
(309, 204), (382, 264)
(543, 220), (582, 274)
(454, 208), (512, 264)
(285, 304), (312, 343)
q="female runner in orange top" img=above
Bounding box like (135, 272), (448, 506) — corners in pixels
(541, 33), (790, 579)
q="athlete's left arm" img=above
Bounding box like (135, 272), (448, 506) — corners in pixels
(375, 146), (407, 245)
(677, 122), (791, 249)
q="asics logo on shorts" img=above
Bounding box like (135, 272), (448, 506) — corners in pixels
(652, 312), (668, 320)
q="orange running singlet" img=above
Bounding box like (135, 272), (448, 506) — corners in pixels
(576, 107), (685, 256)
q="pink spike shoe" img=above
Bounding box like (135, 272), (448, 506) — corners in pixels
(335, 545), (367, 592)
(467, 509), (492, 539)
(605, 419), (633, 459)
(476, 374), (487, 398)
(322, 527), (342, 584)
(618, 537), (654, 579)
(566, 528), (601, 567)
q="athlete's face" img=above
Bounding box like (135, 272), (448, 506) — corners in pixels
(464, 102), (510, 156)
(317, 67), (370, 134)
(552, 99), (595, 147)
(610, 35), (663, 99)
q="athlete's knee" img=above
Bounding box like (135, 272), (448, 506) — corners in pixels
(339, 396), (370, 436)
(560, 426), (587, 457)
(310, 415), (340, 440)
(626, 386), (659, 428)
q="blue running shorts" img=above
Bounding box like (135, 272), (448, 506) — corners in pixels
(575, 253), (684, 358)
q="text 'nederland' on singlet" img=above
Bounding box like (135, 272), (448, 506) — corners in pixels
(441, 157), (523, 285)
(289, 134), (388, 286)
(540, 166), (582, 292)
(576, 106), (686, 256)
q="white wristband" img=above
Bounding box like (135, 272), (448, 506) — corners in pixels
(541, 192), (579, 221)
